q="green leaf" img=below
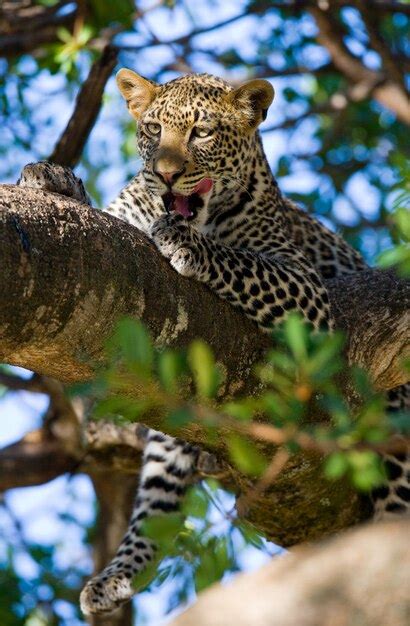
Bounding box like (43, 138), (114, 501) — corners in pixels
(324, 451), (348, 479)
(306, 332), (344, 376)
(166, 407), (193, 428)
(183, 487), (209, 519)
(227, 434), (267, 476)
(109, 318), (153, 375)
(132, 557), (161, 592)
(283, 313), (307, 361)
(187, 340), (219, 398)
(141, 513), (184, 547)
(93, 395), (149, 420)
(56, 27), (72, 44)
(347, 450), (385, 492)
(223, 399), (256, 421)
(238, 522), (267, 551)
(158, 349), (183, 392)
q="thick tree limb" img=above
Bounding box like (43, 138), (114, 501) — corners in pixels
(0, 3), (77, 58)
(0, 184), (408, 546)
(169, 518), (410, 626)
(0, 185), (407, 390)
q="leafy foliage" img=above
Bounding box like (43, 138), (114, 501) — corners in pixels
(69, 313), (406, 603)
(92, 316), (400, 489)
(378, 156), (410, 276)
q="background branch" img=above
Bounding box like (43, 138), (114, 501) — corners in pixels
(309, 5), (410, 124)
(88, 472), (137, 626)
(49, 45), (118, 168)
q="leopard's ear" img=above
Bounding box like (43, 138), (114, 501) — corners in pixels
(226, 79), (274, 128)
(116, 69), (158, 119)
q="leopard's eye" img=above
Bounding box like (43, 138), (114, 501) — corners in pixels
(145, 122), (161, 136)
(191, 126), (214, 139)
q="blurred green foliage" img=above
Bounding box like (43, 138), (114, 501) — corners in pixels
(378, 156), (410, 276)
(92, 315), (404, 488)
(73, 313), (406, 601)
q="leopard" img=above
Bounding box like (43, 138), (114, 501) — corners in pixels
(17, 69), (409, 616)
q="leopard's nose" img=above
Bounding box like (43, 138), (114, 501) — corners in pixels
(154, 166), (185, 186)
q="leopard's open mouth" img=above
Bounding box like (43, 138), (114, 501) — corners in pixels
(161, 178), (213, 219)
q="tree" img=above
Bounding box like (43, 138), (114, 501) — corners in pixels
(0, 1), (409, 625)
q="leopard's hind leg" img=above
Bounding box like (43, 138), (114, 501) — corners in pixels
(80, 426), (209, 615)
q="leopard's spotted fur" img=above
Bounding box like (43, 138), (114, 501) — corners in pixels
(18, 70), (409, 616)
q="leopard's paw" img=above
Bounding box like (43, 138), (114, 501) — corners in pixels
(151, 214), (201, 276)
(80, 572), (133, 615)
(18, 162), (91, 205)
(170, 247), (199, 277)
(151, 214), (190, 254)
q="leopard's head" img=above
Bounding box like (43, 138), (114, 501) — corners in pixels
(117, 70), (274, 222)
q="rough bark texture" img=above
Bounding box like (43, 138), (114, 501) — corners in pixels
(0, 184), (409, 547)
(169, 518), (410, 626)
(327, 271), (409, 391)
(1, 185), (408, 390)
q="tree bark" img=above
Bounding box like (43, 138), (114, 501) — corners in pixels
(0, 184), (409, 546)
(169, 518), (410, 626)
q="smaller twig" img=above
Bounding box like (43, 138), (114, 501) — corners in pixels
(237, 447), (290, 516)
(192, 404), (410, 457)
(246, 421), (410, 456)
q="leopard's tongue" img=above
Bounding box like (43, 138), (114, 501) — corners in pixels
(193, 178), (213, 194)
(173, 194), (192, 218)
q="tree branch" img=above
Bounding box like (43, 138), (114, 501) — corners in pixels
(354, 0), (406, 88)
(0, 429), (78, 491)
(0, 185), (407, 390)
(0, 371), (47, 393)
(0, 8), (77, 58)
(0, 184), (408, 545)
(309, 5), (410, 125)
(49, 45), (118, 168)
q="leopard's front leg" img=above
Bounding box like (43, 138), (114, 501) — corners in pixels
(151, 214), (333, 332)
